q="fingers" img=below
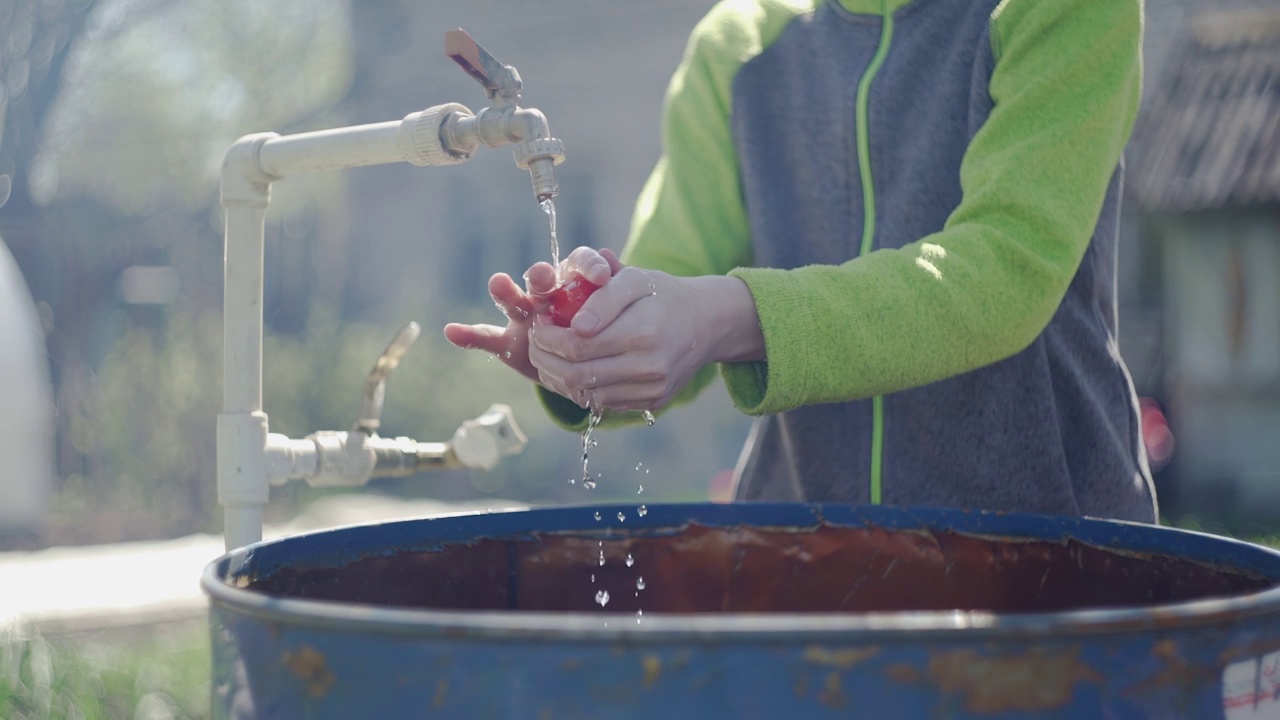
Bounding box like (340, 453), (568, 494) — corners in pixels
(488, 273), (533, 319)
(562, 246), (613, 286)
(600, 248), (625, 275)
(528, 335), (665, 391)
(588, 382), (673, 412)
(529, 318), (631, 364)
(569, 267), (658, 337)
(531, 347), (671, 413)
(523, 262), (558, 300)
(443, 323), (510, 354)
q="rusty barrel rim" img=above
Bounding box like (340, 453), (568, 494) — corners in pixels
(201, 502), (1280, 643)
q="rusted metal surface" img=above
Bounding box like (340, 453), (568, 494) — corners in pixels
(907, 646), (1105, 714)
(249, 522), (1269, 615)
(204, 503), (1280, 718)
(280, 645), (334, 699)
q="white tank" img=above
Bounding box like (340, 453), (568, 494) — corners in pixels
(0, 235), (53, 536)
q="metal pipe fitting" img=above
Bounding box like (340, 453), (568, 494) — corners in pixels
(216, 29), (545, 551)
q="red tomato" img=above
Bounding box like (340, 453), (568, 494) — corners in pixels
(548, 275), (601, 327)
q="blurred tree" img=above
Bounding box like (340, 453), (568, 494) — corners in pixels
(0, 0), (356, 543)
(2, 0), (747, 545)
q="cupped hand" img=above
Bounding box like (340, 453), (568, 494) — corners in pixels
(443, 247), (623, 384)
(528, 252), (765, 411)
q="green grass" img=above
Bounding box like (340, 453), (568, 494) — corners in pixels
(0, 619), (210, 720)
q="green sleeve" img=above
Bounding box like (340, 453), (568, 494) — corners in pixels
(537, 0), (804, 431)
(721, 0), (1144, 413)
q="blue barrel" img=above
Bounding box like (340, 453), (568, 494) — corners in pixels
(202, 503), (1280, 719)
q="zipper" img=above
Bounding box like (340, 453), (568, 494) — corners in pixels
(854, 0), (894, 504)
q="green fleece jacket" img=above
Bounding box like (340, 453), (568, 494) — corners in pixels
(539, 0), (1157, 522)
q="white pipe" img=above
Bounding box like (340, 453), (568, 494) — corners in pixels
(220, 199), (269, 552)
(219, 135), (274, 552)
(222, 206), (266, 413)
(258, 122), (404, 177)
(213, 98), (544, 551)
(223, 505), (263, 551)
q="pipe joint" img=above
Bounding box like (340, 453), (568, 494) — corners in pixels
(217, 412), (270, 506)
(220, 133), (278, 208)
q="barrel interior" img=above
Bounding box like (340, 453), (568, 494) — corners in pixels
(243, 523), (1275, 614)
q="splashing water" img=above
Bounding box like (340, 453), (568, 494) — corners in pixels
(595, 590), (610, 607)
(540, 198), (561, 283)
(581, 410), (604, 489)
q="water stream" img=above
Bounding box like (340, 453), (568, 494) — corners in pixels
(539, 198), (653, 621)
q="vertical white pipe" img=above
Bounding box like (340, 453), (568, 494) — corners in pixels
(224, 505), (264, 552)
(221, 196), (269, 551)
(223, 206), (266, 414)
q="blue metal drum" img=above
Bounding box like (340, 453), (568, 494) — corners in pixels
(201, 503), (1280, 718)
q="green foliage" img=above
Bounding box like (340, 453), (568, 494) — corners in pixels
(41, 0), (354, 215)
(52, 295), (748, 543)
(53, 310), (222, 543)
(0, 621), (210, 720)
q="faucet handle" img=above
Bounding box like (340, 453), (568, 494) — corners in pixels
(356, 321), (421, 434)
(445, 29), (523, 103)
(450, 404), (528, 471)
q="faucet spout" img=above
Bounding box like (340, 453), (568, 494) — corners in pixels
(444, 29), (565, 200)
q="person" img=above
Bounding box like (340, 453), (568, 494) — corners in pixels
(445, 0), (1159, 524)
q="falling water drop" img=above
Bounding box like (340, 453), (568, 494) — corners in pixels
(625, 554), (634, 568)
(617, 511), (626, 522)
(637, 485), (644, 494)
(636, 610), (643, 624)
(636, 577), (646, 591)
(595, 590), (610, 607)
(642, 410), (656, 426)
(638, 505), (648, 517)
(594, 511), (601, 522)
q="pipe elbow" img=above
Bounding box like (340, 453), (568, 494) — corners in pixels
(220, 133), (278, 208)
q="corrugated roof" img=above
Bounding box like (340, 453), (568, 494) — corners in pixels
(1128, 8), (1280, 213)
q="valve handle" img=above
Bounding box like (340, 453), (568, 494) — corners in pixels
(445, 29), (523, 102)
(357, 321), (421, 433)
(451, 404), (528, 471)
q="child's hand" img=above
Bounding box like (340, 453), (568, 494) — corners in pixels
(443, 271), (546, 383)
(443, 247), (622, 384)
(527, 264), (764, 412)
